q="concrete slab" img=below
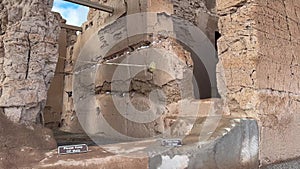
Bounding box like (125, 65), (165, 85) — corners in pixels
(260, 158), (300, 169)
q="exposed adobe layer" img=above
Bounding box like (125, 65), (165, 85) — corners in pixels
(93, 36), (194, 137)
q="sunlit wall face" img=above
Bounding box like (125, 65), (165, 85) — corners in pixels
(52, 0), (89, 26)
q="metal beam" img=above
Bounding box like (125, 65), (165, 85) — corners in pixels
(63, 0), (114, 13)
(60, 23), (83, 32)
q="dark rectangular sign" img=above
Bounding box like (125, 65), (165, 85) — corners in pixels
(58, 144), (88, 155)
(161, 139), (182, 147)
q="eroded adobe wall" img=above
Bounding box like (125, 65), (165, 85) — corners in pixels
(256, 0), (300, 164)
(172, 0), (219, 98)
(172, 0), (218, 43)
(44, 14), (77, 129)
(59, 0), (127, 133)
(61, 0), (219, 133)
(217, 0), (300, 165)
(0, 0), (60, 124)
(93, 35), (194, 137)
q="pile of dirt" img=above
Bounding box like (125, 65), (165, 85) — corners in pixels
(0, 113), (57, 168)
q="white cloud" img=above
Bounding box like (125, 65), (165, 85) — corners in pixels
(52, 0), (89, 26)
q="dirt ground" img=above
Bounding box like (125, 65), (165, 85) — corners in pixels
(0, 113), (57, 169)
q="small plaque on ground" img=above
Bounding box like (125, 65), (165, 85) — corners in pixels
(161, 139), (182, 147)
(58, 144), (88, 155)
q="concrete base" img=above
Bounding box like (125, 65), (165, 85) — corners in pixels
(260, 158), (300, 169)
(36, 117), (259, 169)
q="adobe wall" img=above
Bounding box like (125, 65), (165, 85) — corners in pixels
(0, 0), (60, 124)
(216, 0), (300, 165)
(60, 0), (219, 133)
(44, 14), (78, 129)
(1, 0), (295, 165)
(59, 0), (127, 133)
(52, 0), (300, 165)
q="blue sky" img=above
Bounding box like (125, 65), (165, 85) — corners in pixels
(52, 0), (89, 26)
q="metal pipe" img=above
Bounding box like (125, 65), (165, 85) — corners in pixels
(63, 0), (114, 13)
(60, 23), (83, 32)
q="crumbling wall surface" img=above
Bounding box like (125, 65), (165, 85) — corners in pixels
(86, 0), (126, 31)
(0, 0), (60, 124)
(44, 14), (77, 129)
(172, 0), (218, 43)
(94, 36), (194, 137)
(171, 0), (219, 97)
(216, 0), (259, 116)
(59, 0), (126, 133)
(255, 0), (300, 165)
(217, 0), (300, 165)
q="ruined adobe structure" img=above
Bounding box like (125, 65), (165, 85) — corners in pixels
(59, 0), (220, 135)
(0, 0), (299, 168)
